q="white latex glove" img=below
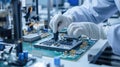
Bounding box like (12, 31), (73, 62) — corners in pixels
(67, 22), (106, 39)
(49, 14), (73, 33)
(107, 24), (120, 56)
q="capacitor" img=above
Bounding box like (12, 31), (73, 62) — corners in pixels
(80, 41), (88, 48)
(64, 51), (68, 55)
(18, 53), (24, 61)
(54, 57), (61, 66)
(23, 51), (28, 60)
(70, 50), (76, 56)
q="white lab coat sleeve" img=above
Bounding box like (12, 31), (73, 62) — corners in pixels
(63, 0), (118, 23)
(107, 24), (120, 55)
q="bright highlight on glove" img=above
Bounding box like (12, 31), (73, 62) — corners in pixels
(67, 22), (106, 39)
(49, 14), (73, 33)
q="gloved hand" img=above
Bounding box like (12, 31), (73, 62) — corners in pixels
(67, 22), (106, 39)
(107, 24), (120, 56)
(49, 14), (73, 33)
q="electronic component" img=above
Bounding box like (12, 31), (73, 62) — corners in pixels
(34, 36), (82, 51)
(80, 41), (88, 48)
(54, 57), (61, 66)
(33, 33), (97, 61)
(23, 33), (50, 42)
(40, 33), (50, 38)
(69, 50), (76, 56)
(23, 34), (41, 42)
(63, 51), (68, 56)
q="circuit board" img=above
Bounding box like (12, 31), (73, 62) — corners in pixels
(29, 34), (96, 61)
(23, 37), (96, 61)
(23, 33), (50, 42)
(34, 37), (82, 51)
(22, 29), (97, 61)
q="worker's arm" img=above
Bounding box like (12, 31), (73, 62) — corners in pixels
(64, 0), (118, 23)
(50, 0), (118, 33)
(107, 24), (120, 56)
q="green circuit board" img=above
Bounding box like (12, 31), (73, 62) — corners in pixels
(23, 38), (97, 61)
